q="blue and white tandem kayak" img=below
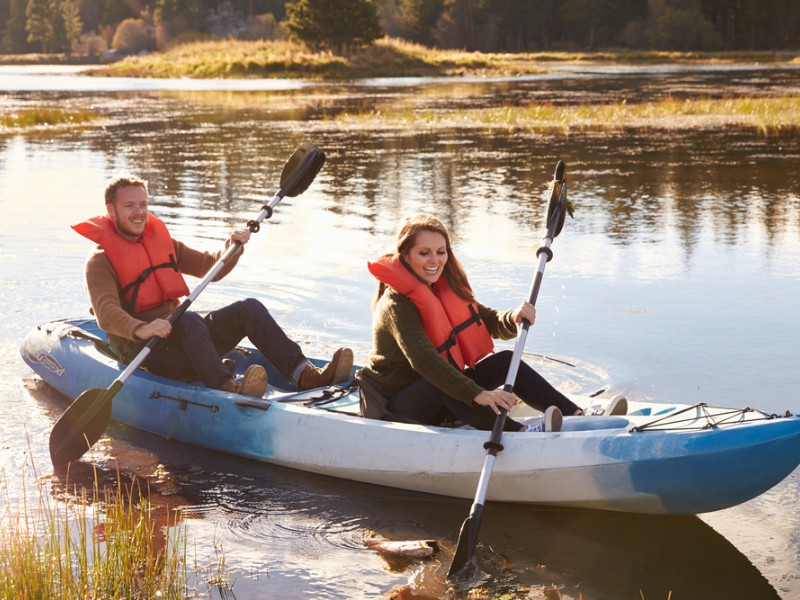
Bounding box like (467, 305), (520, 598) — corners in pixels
(20, 318), (800, 516)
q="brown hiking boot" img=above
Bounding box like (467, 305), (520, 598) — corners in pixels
(220, 364), (268, 398)
(298, 348), (353, 391)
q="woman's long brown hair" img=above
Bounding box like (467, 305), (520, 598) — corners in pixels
(374, 214), (475, 307)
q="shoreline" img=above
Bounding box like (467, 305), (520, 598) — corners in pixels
(3, 50), (799, 135)
(1, 38), (798, 80)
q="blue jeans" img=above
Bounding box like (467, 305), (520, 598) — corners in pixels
(134, 298), (306, 389)
(386, 350), (580, 431)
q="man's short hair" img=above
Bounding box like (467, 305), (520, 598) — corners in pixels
(104, 176), (148, 204)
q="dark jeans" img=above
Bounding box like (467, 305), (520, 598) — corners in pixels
(386, 350), (580, 431)
(128, 298), (305, 389)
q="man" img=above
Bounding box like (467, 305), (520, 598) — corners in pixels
(74, 175), (352, 398)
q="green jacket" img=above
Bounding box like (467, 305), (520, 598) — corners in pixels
(360, 288), (518, 405)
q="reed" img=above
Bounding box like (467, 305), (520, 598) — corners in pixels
(335, 95), (800, 134)
(0, 459), (232, 599)
(1, 108), (99, 129)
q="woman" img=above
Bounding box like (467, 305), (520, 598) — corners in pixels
(359, 214), (580, 433)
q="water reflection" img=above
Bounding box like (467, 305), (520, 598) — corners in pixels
(8, 124), (795, 259)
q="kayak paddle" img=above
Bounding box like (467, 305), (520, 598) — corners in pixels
(48, 142), (326, 466)
(447, 160), (571, 580)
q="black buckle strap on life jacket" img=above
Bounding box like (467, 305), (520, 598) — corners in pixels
(435, 303), (484, 355)
(120, 253), (179, 312)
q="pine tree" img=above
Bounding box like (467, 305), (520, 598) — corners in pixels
(286, 0), (382, 51)
(398, 0), (443, 43)
(26, 0), (55, 52)
(60, 0), (83, 54)
(3, 0), (30, 52)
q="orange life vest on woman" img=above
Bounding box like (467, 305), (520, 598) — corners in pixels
(73, 214), (190, 313)
(368, 255), (494, 370)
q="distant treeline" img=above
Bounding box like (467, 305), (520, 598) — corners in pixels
(1, 0), (798, 57)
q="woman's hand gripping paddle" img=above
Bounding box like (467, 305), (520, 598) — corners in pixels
(447, 160), (571, 580)
(48, 142), (326, 466)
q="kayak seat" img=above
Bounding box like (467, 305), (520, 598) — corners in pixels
(561, 416), (629, 432)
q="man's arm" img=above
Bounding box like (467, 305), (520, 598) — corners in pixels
(85, 250), (148, 341)
(87, 228), (250, 340)
(173, 229), (248, 281)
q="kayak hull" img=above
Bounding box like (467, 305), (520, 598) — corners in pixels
(21, 318), (800, 515)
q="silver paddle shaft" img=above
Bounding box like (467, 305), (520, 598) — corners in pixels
(468, 233), (554, 503)
(503, 232), (554, 389)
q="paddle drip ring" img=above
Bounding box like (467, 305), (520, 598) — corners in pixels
(484, 440), (504, 452)
(536, 246), (554, 262)
(248, 205), (273, 232)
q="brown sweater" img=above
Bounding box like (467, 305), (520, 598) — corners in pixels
(84, 237), (241, 342)
(360, 288), (518, 405)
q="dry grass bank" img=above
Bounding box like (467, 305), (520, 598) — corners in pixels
(82, 37), (800, 80)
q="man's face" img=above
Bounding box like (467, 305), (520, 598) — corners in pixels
(107, 185), (148, 241)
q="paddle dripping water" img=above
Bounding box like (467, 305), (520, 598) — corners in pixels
(4, 64), (800, 598)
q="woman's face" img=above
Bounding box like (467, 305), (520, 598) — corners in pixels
(404, 229), (448, 286)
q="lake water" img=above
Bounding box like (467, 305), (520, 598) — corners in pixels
(2, 64), (799, 599)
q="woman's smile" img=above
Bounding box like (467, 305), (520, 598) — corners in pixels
(405, 230), (448, 285)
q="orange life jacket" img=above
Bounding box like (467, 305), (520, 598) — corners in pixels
(73, 214), (190, 312)
(368, 255), (494, 370)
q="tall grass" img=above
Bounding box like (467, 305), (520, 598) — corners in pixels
(0, 458), (232, 599)
(88, 39), (350, 79)
(335, 95), (800, 134)
(87, 37), (799, 80)
(84, 36), (510, 79)
(1, 108), (99, 129)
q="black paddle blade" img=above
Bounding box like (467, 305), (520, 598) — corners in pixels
(546, 160), (568, 238)
(49, 386), (115, 465)
(280, 142), (326, 198)
(447, 504), (484, 579)
(554, 159), (565, 182)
